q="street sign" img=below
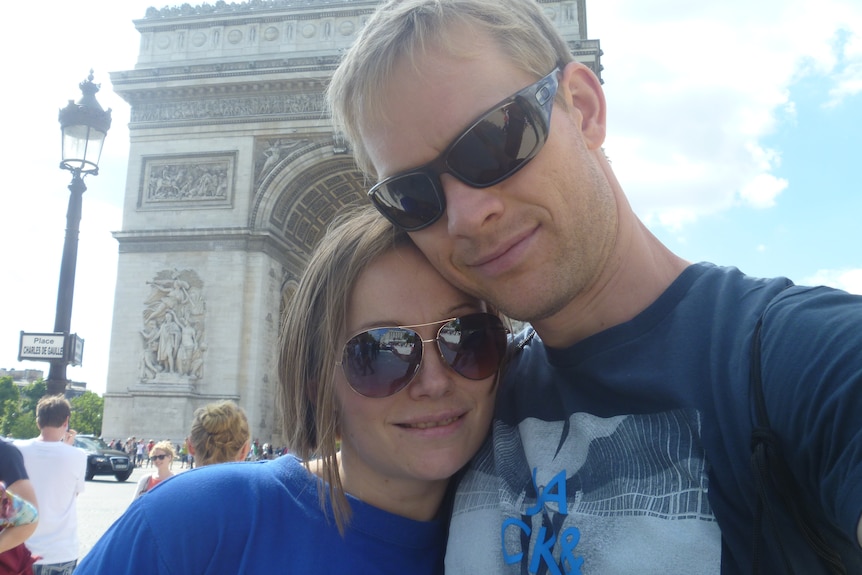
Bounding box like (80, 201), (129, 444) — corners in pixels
(69, 333), (85, 366)
(17, 332), (84, 365)
(18, 332), (66, 361)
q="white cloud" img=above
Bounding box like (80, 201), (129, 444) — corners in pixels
(738, 173), (789, 209)
(804, 268), (862, 294)
(590, 0), (862, 227)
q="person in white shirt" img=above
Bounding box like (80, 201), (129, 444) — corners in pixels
(15, 395), (87, 575)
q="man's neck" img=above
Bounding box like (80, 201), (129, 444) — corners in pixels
(533, 211), (688, 349)
(38, 427), (66, 442)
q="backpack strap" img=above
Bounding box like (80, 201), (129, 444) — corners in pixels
(749, 308), (847, 574)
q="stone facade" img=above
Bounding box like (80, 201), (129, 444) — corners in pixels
(102, 0), (602, 447)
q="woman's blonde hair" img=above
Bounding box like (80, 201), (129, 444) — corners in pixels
(189, 401), (251, 466)
(278, 204), (410, 532)
(150, 440), (176, 460)
(328, 0), (574, 177)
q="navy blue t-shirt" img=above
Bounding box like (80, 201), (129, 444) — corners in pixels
(447, 263), (862, 574)
(0, 440), (29, 485)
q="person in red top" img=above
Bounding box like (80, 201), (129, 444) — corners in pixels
(145, 440), (155, 467)
(131, 441), (175, 502)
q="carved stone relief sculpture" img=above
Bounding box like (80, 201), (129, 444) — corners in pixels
(140, 154), (235, 209)
(139, 269), (207, 383)
(255, 137), (310, 184)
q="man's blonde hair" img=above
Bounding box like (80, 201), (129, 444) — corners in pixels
(328, 0), (573, 177)
(189, 401), (250, 466)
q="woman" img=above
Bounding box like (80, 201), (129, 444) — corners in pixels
(75, 205), (508, 574)
(130, 441), (175, 501)
(187, 400), (251, 466)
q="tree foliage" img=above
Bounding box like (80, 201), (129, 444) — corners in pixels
(70, 391), (104, 436)
(0, 377), (40, 439)
(0, 378), (102, 439)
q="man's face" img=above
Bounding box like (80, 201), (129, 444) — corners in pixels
(360, 31), (617, 323)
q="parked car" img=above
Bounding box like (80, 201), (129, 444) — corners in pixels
(74, 435), (133, 482)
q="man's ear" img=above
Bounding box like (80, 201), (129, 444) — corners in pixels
(559, 61), (607, 150)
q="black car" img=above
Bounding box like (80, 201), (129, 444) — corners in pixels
(74, 435), (133, 482)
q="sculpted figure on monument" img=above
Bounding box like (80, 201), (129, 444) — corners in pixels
(139, 319), (161, 380)
(157, 311), (182, 374)
(140, 269), (207, 382)
(256, 138), (308, 183)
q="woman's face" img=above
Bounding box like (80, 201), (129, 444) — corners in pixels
(151, 450), (171, 469)
(335, 245), (497, 497)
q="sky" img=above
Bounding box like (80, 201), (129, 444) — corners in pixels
(1, 0), (861, 397)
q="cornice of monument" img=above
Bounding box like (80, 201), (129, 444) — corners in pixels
(112, 227), (308, 270)
(140, 0), (377, 22)
(111, 55), (337, 92)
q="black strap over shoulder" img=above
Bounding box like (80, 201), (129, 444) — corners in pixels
(749, 313), (847, 575)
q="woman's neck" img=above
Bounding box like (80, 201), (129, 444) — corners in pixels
(335, 452), (449, 522)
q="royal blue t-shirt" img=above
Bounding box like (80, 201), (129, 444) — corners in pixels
(77, 455), (445, 574)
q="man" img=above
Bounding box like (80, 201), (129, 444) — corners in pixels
(0, 440), (38, 560)
(327, 0), (862, 572)
(15, 396), (87, 575)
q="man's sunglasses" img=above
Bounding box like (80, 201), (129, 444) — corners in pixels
(336, 312), (508, 398)
(368, 67), (561, 231)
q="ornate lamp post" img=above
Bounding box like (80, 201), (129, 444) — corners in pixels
(44, 71), (112, 396)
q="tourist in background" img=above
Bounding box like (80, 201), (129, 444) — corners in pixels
(14, 396), (87, 575)
(0, 440), (39, 575)
(130, 441), (176, 502)
(187, 401), (250, 466)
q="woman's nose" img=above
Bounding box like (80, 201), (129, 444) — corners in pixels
(406, 340), (455, 399)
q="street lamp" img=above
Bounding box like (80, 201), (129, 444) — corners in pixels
(44, 71), (112, 397)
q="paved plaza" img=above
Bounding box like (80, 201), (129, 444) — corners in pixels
(77, 463), (190, 560)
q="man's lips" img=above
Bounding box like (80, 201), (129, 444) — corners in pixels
(468, 226), (538, 271)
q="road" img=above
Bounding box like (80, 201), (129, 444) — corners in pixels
(77, 463), (190, 560)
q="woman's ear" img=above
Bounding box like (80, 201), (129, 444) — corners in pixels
(559, 61), (607, 150)
(238, 439), (251, 462)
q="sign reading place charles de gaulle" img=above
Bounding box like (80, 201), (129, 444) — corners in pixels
(17, 332), (85, 365)
(18, 332), (66, 362)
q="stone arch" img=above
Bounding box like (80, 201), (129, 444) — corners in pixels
(251, 138), (368, 273)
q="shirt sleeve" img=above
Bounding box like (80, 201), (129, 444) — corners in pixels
(0, 442), (28, 485)
(762, 286), (862, 541)
(75, 501), (173, 575)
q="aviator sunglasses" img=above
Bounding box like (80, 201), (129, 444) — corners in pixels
(336, 312), (508, 398)
(368, 67), (561, 231)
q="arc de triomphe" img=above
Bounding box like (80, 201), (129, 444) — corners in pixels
(101, 0), (602, 446)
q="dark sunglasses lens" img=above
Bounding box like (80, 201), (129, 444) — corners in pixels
(370, 173), (444, 231)
(438, 314), (507, 380)
(447, 99), (542, 185)
(342, 327), (422, 398)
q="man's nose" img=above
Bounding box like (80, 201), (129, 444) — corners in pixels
(441, 174), (505, 236)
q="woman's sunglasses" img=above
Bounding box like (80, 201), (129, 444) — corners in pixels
(151, 454), (170, 461)
(368, 67), (560, 231)
(336, 312), (508, 398)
